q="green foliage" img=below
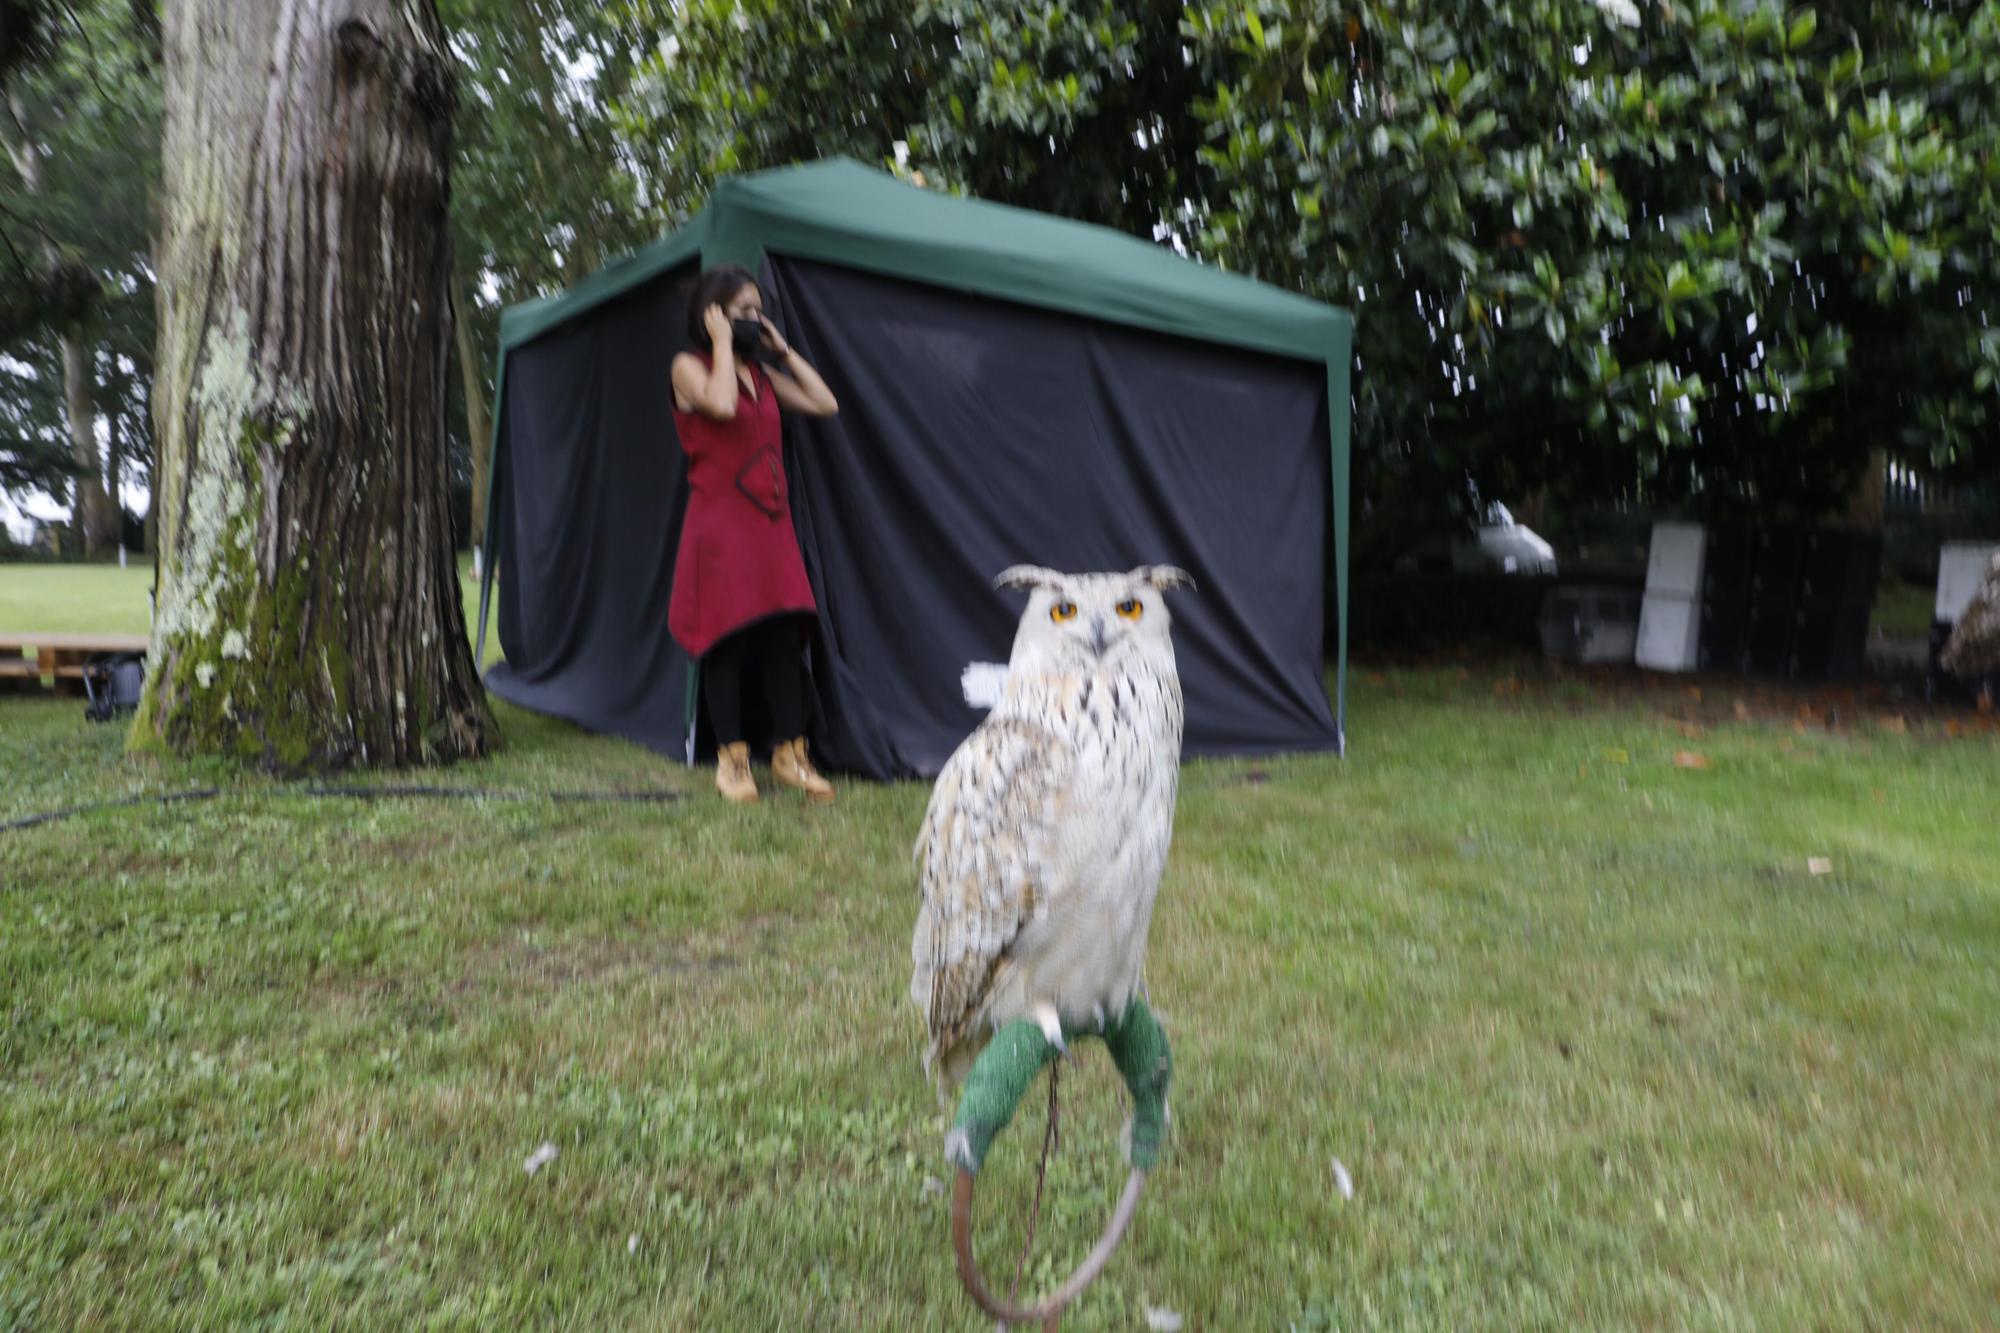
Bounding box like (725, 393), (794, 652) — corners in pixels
(440, 5), (658, 337)
(0, 0), (159, 506)
(613, 1), (1204, 235)
(1187, 0), (2000, 525)
(436, 0), (660, 489)
(0, 349), (76, 491)
(608, 0), (2000, 536)
(443, 0), (655, 304)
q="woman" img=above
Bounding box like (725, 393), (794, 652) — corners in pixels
(669, 264), (840, 804)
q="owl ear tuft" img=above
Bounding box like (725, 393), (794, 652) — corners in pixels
(993, 564), (1065, 593)
(1133, 565), (1195, 592)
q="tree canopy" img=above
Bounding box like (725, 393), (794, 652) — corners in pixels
(6, 1), (1994, 557)
(0, 0), (158, 533)
(611, 0), (2000, 543)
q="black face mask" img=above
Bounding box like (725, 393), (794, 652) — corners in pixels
(730, 316), (764, 360)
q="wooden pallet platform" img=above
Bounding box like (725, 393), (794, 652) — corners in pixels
(0, 633), (149, 695)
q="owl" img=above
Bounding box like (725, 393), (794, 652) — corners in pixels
(909, 563), (1192, 1086)
(1941, 552), (2000, 680)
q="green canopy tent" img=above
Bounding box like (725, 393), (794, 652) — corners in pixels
(477, 157), (1353, 778)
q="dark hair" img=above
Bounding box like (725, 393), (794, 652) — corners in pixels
(685, 263), (759, 348)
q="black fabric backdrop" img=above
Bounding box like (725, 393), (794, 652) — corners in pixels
(485, 262), (701, 759)
(486, 254), (1339, 779)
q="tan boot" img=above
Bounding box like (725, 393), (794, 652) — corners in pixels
(772, 736), (835, 804)
(715, 741), (759, 804)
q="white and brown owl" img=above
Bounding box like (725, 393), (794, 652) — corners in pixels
(909, 564), (1192, 1084)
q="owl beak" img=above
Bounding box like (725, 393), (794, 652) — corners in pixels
(1089, 617), (1109, 658)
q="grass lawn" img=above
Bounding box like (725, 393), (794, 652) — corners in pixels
(3, 565), (1998, 1328)
(0, 560), (161, 637)
(1871, 578), (1939, 640)
(0, 558), (493, 659)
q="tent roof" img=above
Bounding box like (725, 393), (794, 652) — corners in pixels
(498, 157), (1351, 366)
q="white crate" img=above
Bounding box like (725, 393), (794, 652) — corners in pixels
(1636, 591), (1701, 672)
(1644, 521), (1707, 598)
(1936, 543), (2000, 623)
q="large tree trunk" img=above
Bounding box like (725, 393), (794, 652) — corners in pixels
(136, 0), (489, 770)
(2, 90), (118, 556)
(451, 281), (492, 551)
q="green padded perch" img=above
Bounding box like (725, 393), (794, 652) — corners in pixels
(944, 996), (1172, 1174)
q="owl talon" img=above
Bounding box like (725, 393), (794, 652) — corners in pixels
(1031, 1003), (1065, 1053)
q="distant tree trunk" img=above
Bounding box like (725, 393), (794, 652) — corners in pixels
(136, 0), (489, 770)
(59, 335), (117, 551)
(105, 386), (123, 528)
(2, 90), (118, 556)
(1843, 447), (1887, 531)
(451, 281), (493, 550)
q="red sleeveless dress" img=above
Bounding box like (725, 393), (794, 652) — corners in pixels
(668, 357), (818, 658)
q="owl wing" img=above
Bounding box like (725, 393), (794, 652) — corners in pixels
(912, 715), (1077, 1066)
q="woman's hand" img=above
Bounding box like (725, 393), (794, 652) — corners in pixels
(703, 303), (733, 353)
(758, 313), (792, 360)
(674, 303), (743, 420)
(764, 324), (840, 418)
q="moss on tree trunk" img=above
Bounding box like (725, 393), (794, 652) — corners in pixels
(135, 0), (489, 771)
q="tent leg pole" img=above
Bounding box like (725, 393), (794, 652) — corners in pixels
(684, 659), (701, 767)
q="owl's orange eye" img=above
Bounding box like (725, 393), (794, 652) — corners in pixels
(1050, 601), (1078, 623)
(1116, 598), (1143, 620)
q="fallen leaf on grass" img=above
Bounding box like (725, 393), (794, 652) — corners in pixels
(1601, 747), (1630, 764)
(1673, 750), (1711, 770)
(1145, 1305), (1185, 1332)
(1807, 857), (1833, 877)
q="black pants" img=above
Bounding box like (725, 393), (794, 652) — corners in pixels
(703, 616), (808, 747)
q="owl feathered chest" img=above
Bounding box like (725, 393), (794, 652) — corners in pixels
(999, 663), (1184, 825)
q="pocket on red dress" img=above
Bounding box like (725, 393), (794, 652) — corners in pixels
(733, 447), (788, 518)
